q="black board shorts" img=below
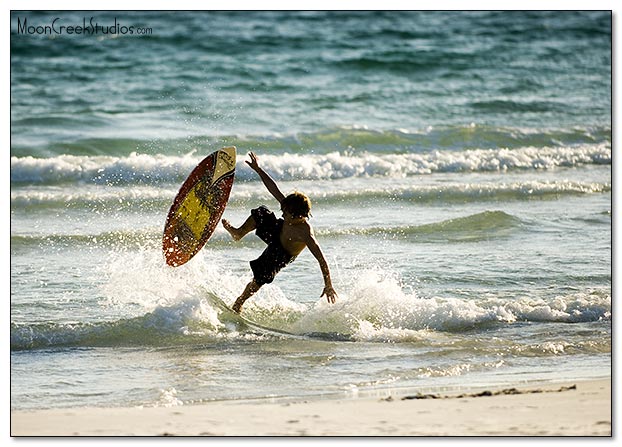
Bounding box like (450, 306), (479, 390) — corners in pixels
(249, 206), (295, 285)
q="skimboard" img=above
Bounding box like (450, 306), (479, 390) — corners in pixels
(204, 292), (303, 338)
(163, 147), (236, 267)
(205, 292), (352, 341)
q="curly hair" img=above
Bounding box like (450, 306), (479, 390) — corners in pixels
(281, 192), (311, 218)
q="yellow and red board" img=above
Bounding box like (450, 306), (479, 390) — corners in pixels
(163, 146), (236, 267)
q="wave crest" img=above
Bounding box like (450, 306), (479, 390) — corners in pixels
(11, 143), (611, 185)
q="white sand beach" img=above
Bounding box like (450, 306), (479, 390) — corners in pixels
(11, 378), (611, 437)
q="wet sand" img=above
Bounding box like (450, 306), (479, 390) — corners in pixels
(11, 378), (611, 436)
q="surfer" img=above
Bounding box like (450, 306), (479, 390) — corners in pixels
(222, 152), (338, 313)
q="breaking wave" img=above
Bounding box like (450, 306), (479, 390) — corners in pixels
(11, 273), (611, 351)
(10, 143), (611, 186)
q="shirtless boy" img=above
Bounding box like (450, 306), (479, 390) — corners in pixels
(222, 152), (338, 313)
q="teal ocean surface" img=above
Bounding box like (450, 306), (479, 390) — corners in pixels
(11, 11), (611, 410)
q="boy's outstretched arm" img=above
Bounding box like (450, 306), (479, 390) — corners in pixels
(306, 232), (338, 304)
(246, 152), (285, 203)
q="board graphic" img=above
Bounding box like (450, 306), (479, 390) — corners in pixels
(163, 146), (236, 266)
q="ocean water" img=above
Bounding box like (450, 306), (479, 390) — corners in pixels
(10, 11), (611, 411)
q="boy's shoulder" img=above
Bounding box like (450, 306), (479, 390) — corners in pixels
(285, 218), (312, 235)
(295, 219), (312, 230)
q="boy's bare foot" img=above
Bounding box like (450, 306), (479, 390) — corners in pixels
(231, 301), (242, 313)
(222, 219), (242, 241)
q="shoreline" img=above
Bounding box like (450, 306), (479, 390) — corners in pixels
(11, 377), (611, 436)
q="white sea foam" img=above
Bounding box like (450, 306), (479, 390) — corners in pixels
(156, 388), (184, 407)
(10, 152), (200, 185)
(10, 143), (611, 185)
(284, 270), (611, 341)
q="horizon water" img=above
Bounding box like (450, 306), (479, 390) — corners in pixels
(10, 11), (611, 411)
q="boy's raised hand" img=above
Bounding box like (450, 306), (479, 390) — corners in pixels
(246, 152), (260, 172)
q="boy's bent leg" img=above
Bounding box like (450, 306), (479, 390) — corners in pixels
(232, 279), (261, 313)
(222, 215), (256, 241)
